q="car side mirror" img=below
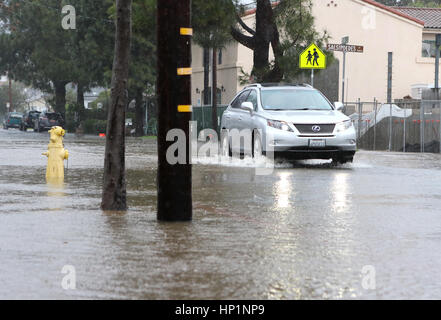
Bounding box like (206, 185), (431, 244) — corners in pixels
(241, 101), (254, 113)
(334, 102), (344, 112)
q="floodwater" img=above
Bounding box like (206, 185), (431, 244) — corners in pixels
(1, 128), (441, 299)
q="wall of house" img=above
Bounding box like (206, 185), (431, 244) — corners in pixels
(312, 0), (426, 102)
(191, 41), (241, 106)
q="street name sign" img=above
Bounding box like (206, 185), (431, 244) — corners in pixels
(326, 43), (364, 53)
(299, 43), (326, 69)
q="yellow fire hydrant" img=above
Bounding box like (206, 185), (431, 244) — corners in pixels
(42, 126), (69, 180)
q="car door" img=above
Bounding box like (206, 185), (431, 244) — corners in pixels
(223, 90), (250, 130)
(240, 89), (258, 154)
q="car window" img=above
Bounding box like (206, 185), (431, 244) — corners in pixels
(246, 90), (258, 111)
(231, 90), (250, 109)
(261, 89), (333, 111)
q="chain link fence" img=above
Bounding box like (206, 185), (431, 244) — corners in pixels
(344, 99), (441, 153)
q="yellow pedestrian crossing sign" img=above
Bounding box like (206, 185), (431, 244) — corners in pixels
(299, 43), (326, 69)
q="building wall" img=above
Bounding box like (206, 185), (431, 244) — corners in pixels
(191, 41), (241, 106)
(312, 0), (427, 102)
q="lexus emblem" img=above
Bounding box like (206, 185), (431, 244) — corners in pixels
(312, 125), (321, 132)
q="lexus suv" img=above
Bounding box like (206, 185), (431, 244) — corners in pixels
(220, 83), (356, 164)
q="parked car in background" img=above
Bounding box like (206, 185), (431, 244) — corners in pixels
(20, 110), (41, 131)
(34, 112), (65, 132)
(3, 112), (23, 130)
(220, 83), (357, 164)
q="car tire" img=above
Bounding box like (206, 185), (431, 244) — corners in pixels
(332, 155), (354, 165)
(220, 129), (232, 157)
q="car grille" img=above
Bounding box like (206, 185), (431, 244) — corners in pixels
(294, 124), (335, 134)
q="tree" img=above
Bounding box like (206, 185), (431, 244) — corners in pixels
(65, 0), (115, 125)
(0, 0), (115, 121)
(128, 0), (156, 137)
(0, 0), (74, 117)
(192, 0), (236, 132)
(0, 81), (30, 115)
(101, 0), (132, 211)
(231, 0), (329, 82)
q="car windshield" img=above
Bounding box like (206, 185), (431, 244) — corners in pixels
(261, 89), (333, 111)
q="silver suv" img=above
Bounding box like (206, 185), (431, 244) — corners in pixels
(220, 84), (356, 164)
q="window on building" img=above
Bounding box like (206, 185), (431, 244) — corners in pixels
(422, 40), (437, 58)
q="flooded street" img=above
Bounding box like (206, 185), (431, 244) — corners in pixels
(1, 128), (441, 299)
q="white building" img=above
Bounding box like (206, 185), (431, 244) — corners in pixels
(191, 0), (441, 105)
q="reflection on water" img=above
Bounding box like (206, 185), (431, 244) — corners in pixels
(331, 172), (349, 213)
(273, 172), (293, 209)
(46, 178), (66, 211)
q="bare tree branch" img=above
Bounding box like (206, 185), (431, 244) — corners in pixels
(236, 13), (256, 36)
(231, 26), (255, 50)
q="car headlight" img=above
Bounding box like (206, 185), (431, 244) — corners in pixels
(335, 120), (353, 132)
(267, 119), (293, 132)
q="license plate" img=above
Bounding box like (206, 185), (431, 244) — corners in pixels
(309, 139), (326, 148)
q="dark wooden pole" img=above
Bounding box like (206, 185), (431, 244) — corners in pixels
(157, 0), (192, 221)
(212, 48), (218, 133)
(101, 0), (132, 211)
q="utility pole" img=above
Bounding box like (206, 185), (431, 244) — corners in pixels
(157, 0), (192, 221)
(212, 47), (218, 133)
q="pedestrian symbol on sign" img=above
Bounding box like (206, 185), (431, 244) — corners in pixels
(300, 43), (326, 69)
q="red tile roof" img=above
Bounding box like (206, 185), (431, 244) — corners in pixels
(393, 7), (441, 29)
(243, 0), (425, 26)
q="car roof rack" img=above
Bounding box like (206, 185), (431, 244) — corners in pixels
(245, 83), (313, 88)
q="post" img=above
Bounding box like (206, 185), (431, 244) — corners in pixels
(311, 69), (314, 87)
(342, 51), (346, 106)
(341, 36), (349, 105)
(373, 98), (377, 151)
(212, 48), (218, 133)
(437, 35), (441, 153)
(403, 106), (406, 153)
(157, 0), (192, 221)
(420, 101), (424, 153)
(8, 77), (12, 112)
(357, 98), (362, 143)
(387, 52), (393, 152)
